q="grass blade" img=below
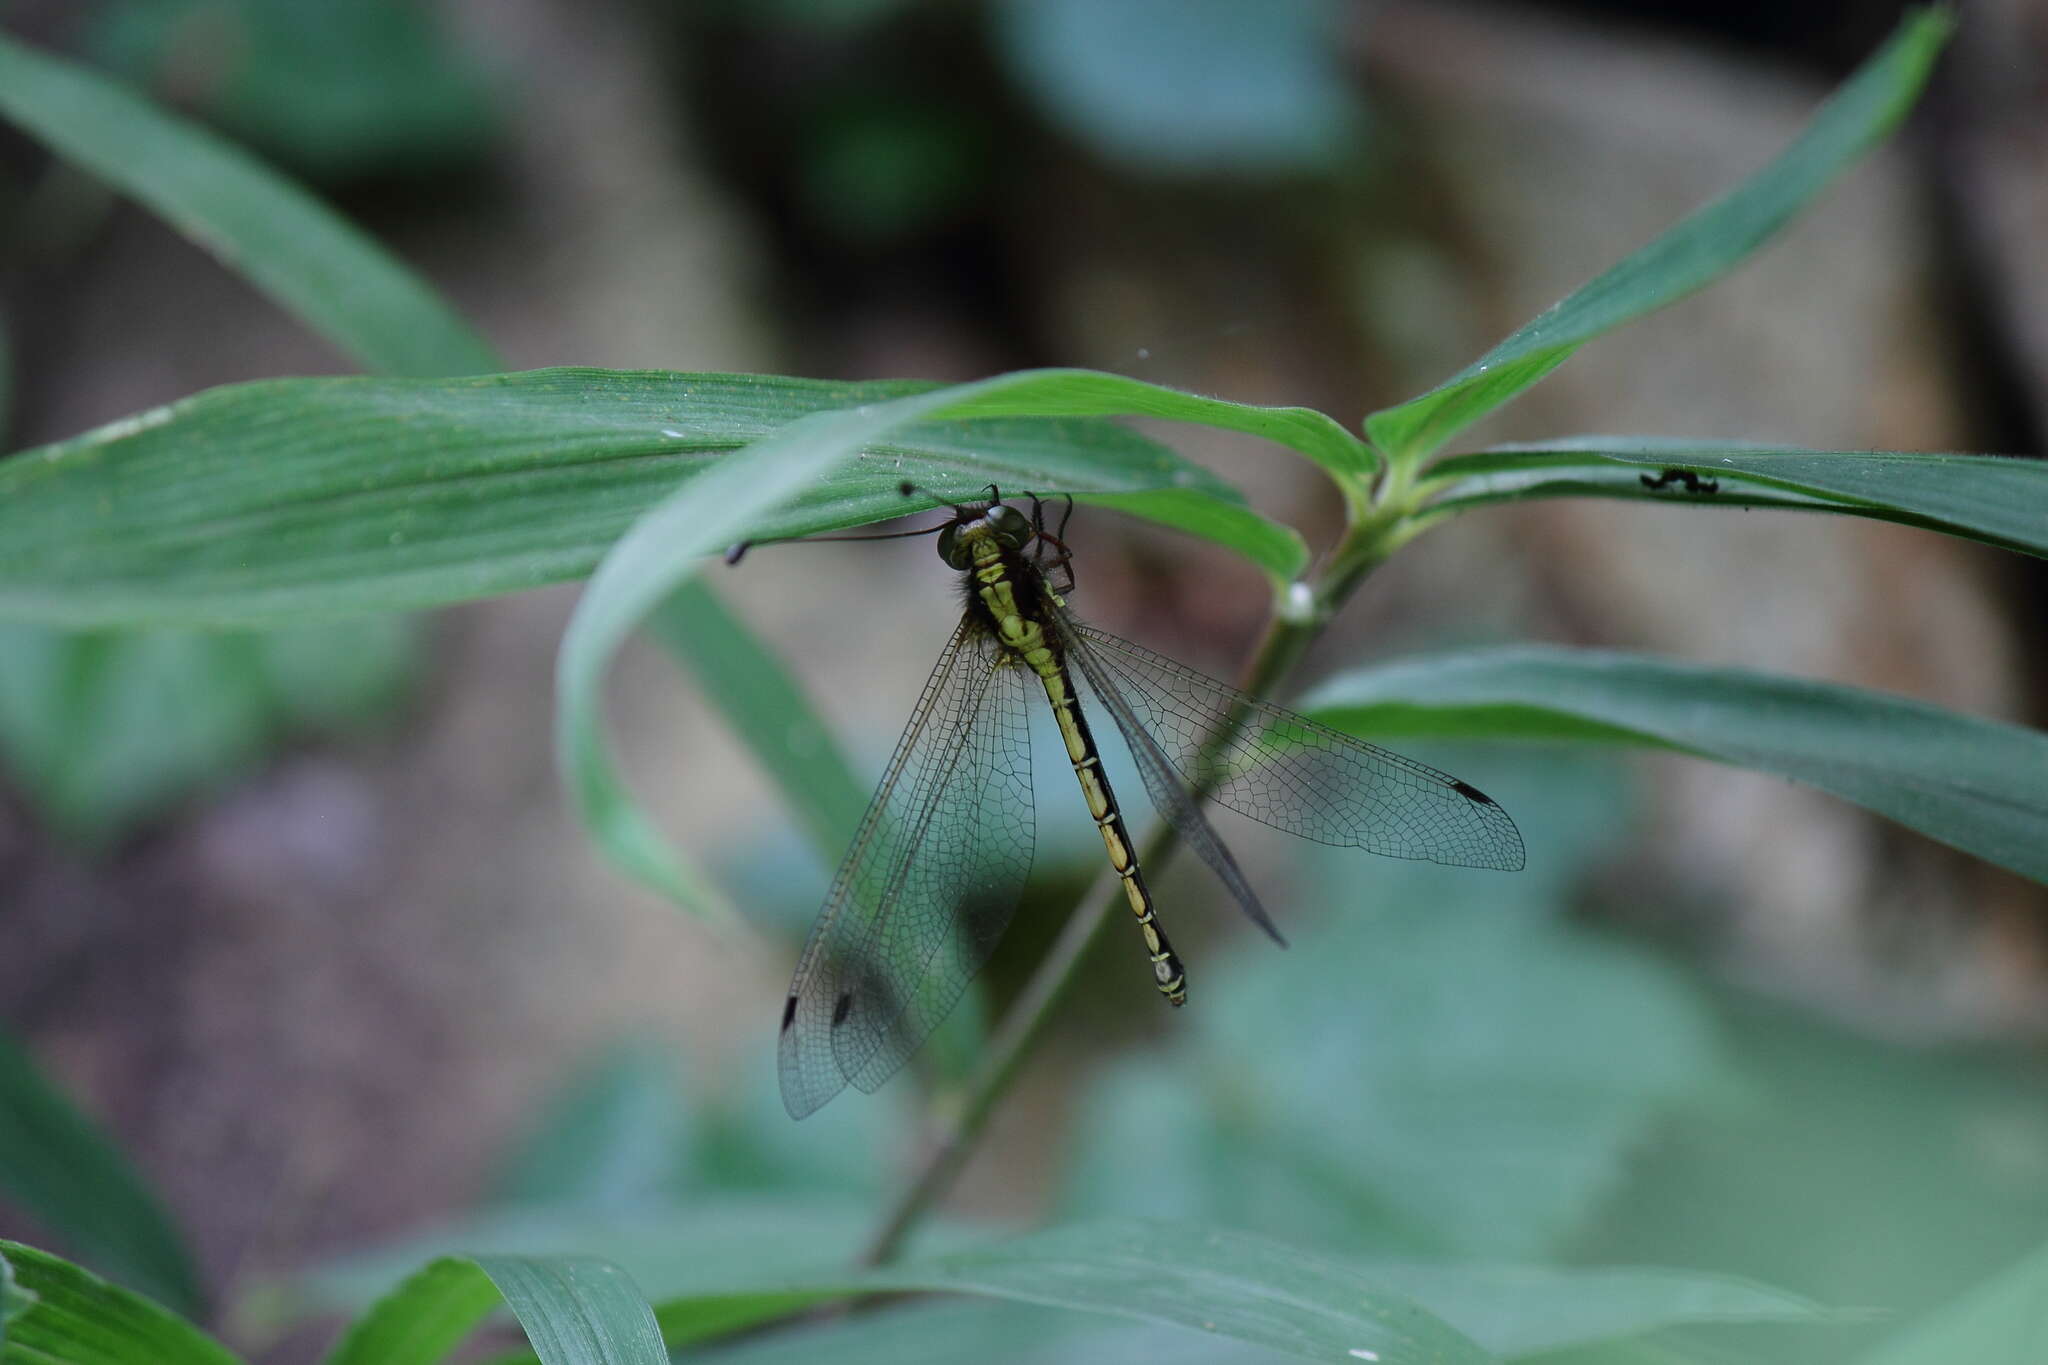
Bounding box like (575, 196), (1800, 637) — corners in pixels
(0, 1241), (235, 1365)
(321, 1254), (665, 1365)
(1423, 440), (2048, 560)
(1303, 646), (2048, 886)
(0, 34), (494, 378)
(555, 368), (1323, 913)
(0, 370), (1304, 629)
(1363, 9), (1951, 465)
(644, 581), (868, 865)
(0, 1033), (202, 1317)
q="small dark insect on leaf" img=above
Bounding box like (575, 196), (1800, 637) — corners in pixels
(1640, 467), (1721, 495)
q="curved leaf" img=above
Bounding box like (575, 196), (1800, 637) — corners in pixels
(553, 369), (1311, 914)
(321, 1258), (501, 1365)
(322, 1254), (664, 1365)
(1855, 1237), (2048, 1365)
(1355, 1264), (1828, 1358)
(1363, 9), (1951, 465)
(1423, 440), (2048, 559)
(1301, 646), (2048, 886)
(640, 1221), (1491, 1364)
(0, 33), (495, 379)
(0, 1033), (202, 1317)
(0, 1241), (235, 1365)
(471, 1257), (666, 1365)
(645, 583), (869, 865)
(0, 369), (1305, 629)
(856, 1221), (1491, 1364)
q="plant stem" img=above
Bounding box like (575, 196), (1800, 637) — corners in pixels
(858, 608), (1325, 1267)
(857, 458), (1422, 1267)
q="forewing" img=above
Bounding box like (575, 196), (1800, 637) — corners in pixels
(778, 616), (1034, 1119)
(1053, 610), (1287, 947)
(1075, 623), (1526, 871)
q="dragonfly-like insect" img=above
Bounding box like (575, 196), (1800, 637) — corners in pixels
(748, 485), (1524, 1119)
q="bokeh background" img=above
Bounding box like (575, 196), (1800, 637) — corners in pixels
(2, 1), (2046, 1361)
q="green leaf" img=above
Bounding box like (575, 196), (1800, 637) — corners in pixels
(0, 1240), (235, 1365)
(1065, 758), (1720, 1262)
(644, 1221), (1493, 1364)
(321, 1254), (665, 1365)
(1355, 1265), (1827, 1358)
(320, 1258), (503, 1365)
(1363, 9), (1951, 464)
(0, 1035), (203, 1318)
(1423, 440), (2048, 559)
(552, 368), (1312, 914)
(669, 1301), (1081, 1365)
(0, 33), (494, 379)
(0, 618), (415, 843)
(1854, 1238), (2048, 1365)
(857, 1222), (1492, 1364)
(469, 1257), (666, 1365)
(1301, 646), (2048, 886)
(90, 0), (497, 181)
(644, 582), (868, 864)
(0, 627), (267, 842)
(0, 34), (490, 380)
(0, 1252), (30, 1343)
(0, 369), (1306, 630)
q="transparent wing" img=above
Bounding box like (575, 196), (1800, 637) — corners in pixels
(778, 616), (1034, 1119)
(1054, 609), (1287, 947)
(1073, 622), (1525, 872)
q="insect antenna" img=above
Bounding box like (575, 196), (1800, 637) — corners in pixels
(723, 518), (950, 565)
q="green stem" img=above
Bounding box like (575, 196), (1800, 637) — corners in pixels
(858, 463), (1422, 1267)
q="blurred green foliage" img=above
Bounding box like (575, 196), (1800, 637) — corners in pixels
(89, 0), (495, 181)
(0, 618), (416, 844)
(993, 0), (1357, 173)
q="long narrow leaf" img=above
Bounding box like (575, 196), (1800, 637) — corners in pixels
(0, 1242), (236, 1365)
(1363, 9), (1950, 464)
(1854, 1237), (2048, 1365)
(321, 1254), (664, 1365)
(321, 1259), (503, 1365)
(0, 1033), (202, 1317)
(637, 1221), (1490, 1364)
(0, 370), (1305, 629)
(471, 1257), (666, 1365)
(644, 582), (868, 864)
(554, 369), (1312, 914)
(0, 34), (495, 379)
(1423, 440), (2048, 559)
(1301, 646), (2048, 886)
(637, 1223), (1828, 1362)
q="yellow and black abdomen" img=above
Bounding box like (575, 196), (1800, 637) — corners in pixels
(963, 537), (1187, 1005)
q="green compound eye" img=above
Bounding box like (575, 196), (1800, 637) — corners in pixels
(937, 502), (1035, 569)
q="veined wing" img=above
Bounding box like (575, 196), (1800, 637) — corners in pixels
(778, 614), (1034, 1120)
(1053, 608), (1288, 948)
(1073, 622), (1525, 872)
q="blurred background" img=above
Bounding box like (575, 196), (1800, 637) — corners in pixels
(1, 0), (2045, 1360)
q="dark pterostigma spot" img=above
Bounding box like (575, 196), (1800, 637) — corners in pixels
(1450, 779), (1495, 805)
(832, 992), (854, 1028)
(781, 995), (799, 1031)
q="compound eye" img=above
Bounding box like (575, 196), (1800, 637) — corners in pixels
(936, 522), (973, 569)
(987, 504), (1033, 549)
